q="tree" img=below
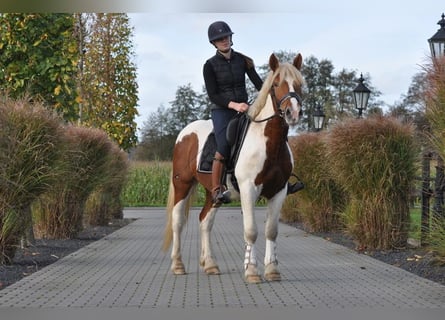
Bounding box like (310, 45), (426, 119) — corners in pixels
(331, 68), (357, 119)
(137, 83), (208, 161)
(0, 13), (79, 121)
(257, 51), (383, 130)
(197, 85), (212, 120)
(166, 83), (202, 134)
(81, 13), (139, 151)
(388, 72), (428, 129)
(136, 105), (176, 160)
(303, 55), (335, 130)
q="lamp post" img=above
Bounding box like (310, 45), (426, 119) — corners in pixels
(428, 13), (445, 221)
(428, 13), (445, 58)
(312, 104), (325, 131)
(353, 73), (371, 118)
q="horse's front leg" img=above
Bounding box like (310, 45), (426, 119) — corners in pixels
(240, 186), (262, 283)
(263, 190), (286, 281)
(199, 197), (220, 275)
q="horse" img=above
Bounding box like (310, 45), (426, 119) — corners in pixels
(162, 53), (304, 283)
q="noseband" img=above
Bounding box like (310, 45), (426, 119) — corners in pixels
(250, 85), (302, 124)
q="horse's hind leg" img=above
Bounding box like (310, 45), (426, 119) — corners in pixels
(170, 199), (188, 275)
(170, 181), (196, 275)
(199, 191), (220, 275)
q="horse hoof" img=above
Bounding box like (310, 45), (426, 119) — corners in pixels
(245, 274), (262, 284)
(264, 272), (281, 281)
(173, 267), (186, 275)
(172, 261), (186, 275)
(205, 266), (221, 275)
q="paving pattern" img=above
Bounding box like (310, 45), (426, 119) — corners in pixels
(0, 207), (443, 310)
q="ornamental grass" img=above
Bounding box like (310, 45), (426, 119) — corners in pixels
(424, 56), (445, 257)
(283, 133), (346, 232)
(326, 116), (418, 250)
(84, 143), (129, 226)
(33, 126), (123, 239)
(0, 97), (62, 263)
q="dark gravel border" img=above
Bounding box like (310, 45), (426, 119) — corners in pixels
(289, 222), (445, 286)
(0, 219), (133, 290)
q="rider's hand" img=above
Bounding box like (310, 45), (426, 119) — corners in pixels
(228, 102), (249, 113)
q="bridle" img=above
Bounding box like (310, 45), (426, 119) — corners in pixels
(250, 81), (303, 123)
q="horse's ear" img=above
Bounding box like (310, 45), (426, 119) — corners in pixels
(269, 53), (279, 72)
(293, 54), (303, 71)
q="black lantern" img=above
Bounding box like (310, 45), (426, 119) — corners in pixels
(428, 13), (445, 58)
(353, 73), (371, 118)
(313, 105), (325, 131)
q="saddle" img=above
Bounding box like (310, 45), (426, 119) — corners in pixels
(198, 113), (250, 192)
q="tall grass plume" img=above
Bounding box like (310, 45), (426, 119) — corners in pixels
(283, 133), (346, 232)
(326, 116), (418, 250)
(0, 96), (62, 263)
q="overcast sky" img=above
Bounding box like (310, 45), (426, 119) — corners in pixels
(126, 1), (442, 134)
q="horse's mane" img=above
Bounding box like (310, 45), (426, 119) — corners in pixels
(248, 62), (305, 120)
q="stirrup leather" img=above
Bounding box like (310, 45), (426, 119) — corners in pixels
(212, 186), (231, 205)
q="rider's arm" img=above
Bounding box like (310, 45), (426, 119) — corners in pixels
(203, 61), (231, 108)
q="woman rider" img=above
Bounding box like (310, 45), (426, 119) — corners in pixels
(203, 21), (304, 205)
(203, 21), (263, 205)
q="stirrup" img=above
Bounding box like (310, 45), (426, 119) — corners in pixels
(212, 186), (231, 205)
(287, 174), (304, 195)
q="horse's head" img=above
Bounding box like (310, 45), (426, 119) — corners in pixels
(268, 53), (304, 126)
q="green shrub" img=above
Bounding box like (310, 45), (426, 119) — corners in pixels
(0, 97), (62, 263)
(327, 116), (418, 250)
(283, 133), (346, 232)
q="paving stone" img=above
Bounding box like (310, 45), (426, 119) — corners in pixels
(0, 207), (443, 309)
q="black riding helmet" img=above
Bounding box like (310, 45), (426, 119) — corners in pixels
(208, 21), (234, 43)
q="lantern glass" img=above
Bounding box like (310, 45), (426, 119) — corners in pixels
(313, 108), (325, 130)
(353, 90), (370, 110)
(428, 13), (445, 58)
(429, 41), (445, 58)
(353, 74), (371, 112)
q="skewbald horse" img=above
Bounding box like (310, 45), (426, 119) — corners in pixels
(163, 53), (304, 283)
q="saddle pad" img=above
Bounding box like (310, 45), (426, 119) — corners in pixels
(197, 132), (216, 173)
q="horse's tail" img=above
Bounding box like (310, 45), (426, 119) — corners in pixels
(162, 172), (196, 252)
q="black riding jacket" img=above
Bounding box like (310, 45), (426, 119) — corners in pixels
(203, 50), (263, 110)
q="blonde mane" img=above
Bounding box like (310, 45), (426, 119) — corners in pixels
(248, 62), (305, 120)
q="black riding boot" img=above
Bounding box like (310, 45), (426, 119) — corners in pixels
(287, 174), (305, 195)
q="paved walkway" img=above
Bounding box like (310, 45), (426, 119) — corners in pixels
(0, 207), (444, 318)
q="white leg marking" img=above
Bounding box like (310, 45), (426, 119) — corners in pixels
(264, 239), (278, 266)
(244, 243), (257, 269)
